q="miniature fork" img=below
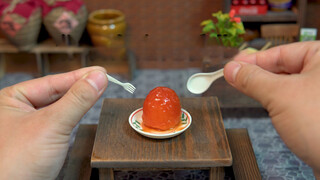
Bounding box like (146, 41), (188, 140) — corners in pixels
(106, 74), (136, 94)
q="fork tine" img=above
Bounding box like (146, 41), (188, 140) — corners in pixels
(127, 86), (135, 91)
(124, 84), (134, 90)
(107, 74), (136, 93)
(125, 87), (134, 93)
(126, 83), (136, 89)
(125, 86), (133, 91)
(130, 85), (136, 90)
(129, 85), (136, 91)
(123, 87), (129, 91)
(128, 86), (136, 91)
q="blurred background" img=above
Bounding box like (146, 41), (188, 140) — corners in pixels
(0, 0), (319, 179)
(0, 0), (318, 108)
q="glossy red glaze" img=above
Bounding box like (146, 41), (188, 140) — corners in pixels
(142, 87), (181, 131)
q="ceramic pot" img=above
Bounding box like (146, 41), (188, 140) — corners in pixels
(87, 9), (126, 60)
(43, 5), (88, 45)
(0, 1), (42, 51)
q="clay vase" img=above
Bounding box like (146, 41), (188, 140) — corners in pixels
(87, 9), (126, 60)
(0, 4), (42, 51)
(43, 5), (88, 45)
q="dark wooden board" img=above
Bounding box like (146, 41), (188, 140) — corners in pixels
(63, 125), (97, 180)
(226, 129), (262, 180)
(91, 97), (232, 168)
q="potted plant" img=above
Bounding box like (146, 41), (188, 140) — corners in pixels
(200, 10), (245, 70)
(201, 9), (245, 48)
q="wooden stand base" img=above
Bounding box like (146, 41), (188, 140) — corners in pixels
(63, 125), (261, 180)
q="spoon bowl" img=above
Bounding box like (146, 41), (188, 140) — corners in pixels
(187, 68), (224, 94)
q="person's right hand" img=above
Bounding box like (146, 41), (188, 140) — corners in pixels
(224, 41), (320, 178)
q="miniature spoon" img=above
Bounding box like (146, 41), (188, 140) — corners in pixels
(186, 42), (272, 94)
(187, 68), (224, 94)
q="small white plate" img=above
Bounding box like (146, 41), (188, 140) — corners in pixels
(129, 108), (192, 139)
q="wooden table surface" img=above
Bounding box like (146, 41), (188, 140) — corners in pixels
(91, 97), (232, 169)
(64, 125), (261, 180)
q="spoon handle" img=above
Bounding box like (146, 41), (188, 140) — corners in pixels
(214, 68), (224, 79)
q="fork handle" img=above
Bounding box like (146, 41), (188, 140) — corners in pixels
(106, 74), (122, 85)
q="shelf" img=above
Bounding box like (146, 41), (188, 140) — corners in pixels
(239, 10), (298, 23)
(0, 39), (136, 79)
(0, 39), (89, 77)
(224, 1), (303, 24)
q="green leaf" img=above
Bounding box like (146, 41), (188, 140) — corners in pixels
(203, 25), (212, 33)
(202, 21), (216, 33)
(214, 11), (229, 22)
(209, 33), (218, 38)
(234, 22), (246, 34)
(202, 10), (245, 47)
(212, 11), (222, 18)
(236, 28), (245, 34)
(209, 22), (216, 31)
(221, 14), (229, 21)
(200, 19), (212, 26)
(226, 28), (236, 36)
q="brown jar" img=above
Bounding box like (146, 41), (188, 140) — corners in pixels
(87, 9), (126, 60)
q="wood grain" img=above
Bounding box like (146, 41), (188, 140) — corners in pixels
(62, 125), (261, 179)
(91, 97), (232, 168)
(99, 168), (114, 180)
(210, 167), (224, 180)
(226, 129), (262, 180)
(63, 125), (97, 180)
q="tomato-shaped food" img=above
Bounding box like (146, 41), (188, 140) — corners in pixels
(142, 87), (181, 131)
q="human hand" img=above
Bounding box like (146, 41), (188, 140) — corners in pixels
(0, 66), (108, 180)
(224, 41), (320, 177)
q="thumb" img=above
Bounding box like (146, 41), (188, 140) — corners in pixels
(47, 70), (108, 133)
(224, 61), (280, 108)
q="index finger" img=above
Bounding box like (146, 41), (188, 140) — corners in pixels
(234, 41), (320, 74)
(1, 66), (106, 109)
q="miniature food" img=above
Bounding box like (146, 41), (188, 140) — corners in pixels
(142, 87), (181, 131)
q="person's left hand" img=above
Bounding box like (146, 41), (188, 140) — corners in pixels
(0, 66), (108, 180)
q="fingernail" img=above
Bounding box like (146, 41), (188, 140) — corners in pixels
(85, 70), (107, 92)
(226, 61), (241, 83)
